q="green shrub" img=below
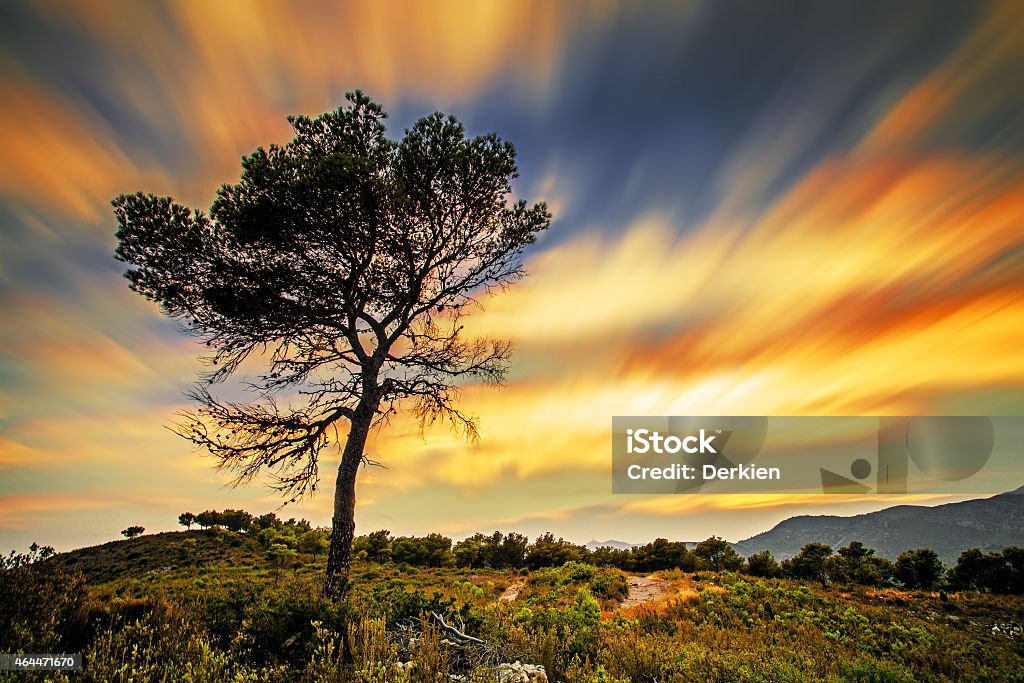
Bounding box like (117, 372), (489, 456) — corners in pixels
(76, 600), (245, 683)
(841, 659), (916, 683)
(590, 570), (628, 602)
(0, 545), (88, 653)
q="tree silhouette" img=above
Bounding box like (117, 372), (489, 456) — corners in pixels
(219, 509), (254, 533)
(112, 91), (550, 596)
(194, 510), (219, 530)
(525, 532), (589, 570)
(121, 526), (145, 539)
(178, 512), (196, 530)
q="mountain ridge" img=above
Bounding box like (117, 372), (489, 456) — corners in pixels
(733, 486), (1024, 564)
(584, 539), (637, 551)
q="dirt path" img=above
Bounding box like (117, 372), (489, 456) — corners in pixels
(499, 580), (524, 603)
(498, 575), (673, 608)
(619, 575), (671, 609)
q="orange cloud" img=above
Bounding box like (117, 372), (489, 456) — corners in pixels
(0, 493), (124, 529)
(2, 286), (199, 417)
(0, 438), (52, 468)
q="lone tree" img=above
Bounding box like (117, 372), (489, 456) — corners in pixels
(113, 91), (550, 596)
(121, 526), (145, 539)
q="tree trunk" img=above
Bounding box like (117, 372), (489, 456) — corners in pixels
(324, 402), (375, 599)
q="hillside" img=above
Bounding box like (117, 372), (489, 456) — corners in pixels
(52, 485), (1024, 586)
(734, 486), (1024, 563)
(57, 528), (264, 583)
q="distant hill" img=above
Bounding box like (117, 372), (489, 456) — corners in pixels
(733, 486), (1024, 564)
(585, 539), (636, 551)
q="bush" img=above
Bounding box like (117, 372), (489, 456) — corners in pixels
(75, 601), (240, 683)
(745, 550), (782, 578)
(0, 545), (88, 653)
(590, 570), (629, 602)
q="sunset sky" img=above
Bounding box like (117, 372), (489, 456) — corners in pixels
(2, 1), (1023, 553)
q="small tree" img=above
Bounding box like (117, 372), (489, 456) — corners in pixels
(178, 512), (196, 530)
(353, 529), (392, 563)
(632, 538), (693, 571)
(590, 545), (631, 570)
(113, 91), (550, 596)
(121, 526), (145, 539)
(452, 535), (482, 568)
(894, 548), (944, 589)
(1003, 546), (1024, 595)
(526, 532), (589, 570)
(266, 543), (298, 583)
(745, 550), (781, 578)
(415, 533), (453, 567)
(220, 509), (254, 533)
(298, 529), (330, 561)
(258, 526), (297, 550)
(948, 548), (1006, 592)
(783, 542), (834, 588)
(252, 512), (282, 531)
(695, 536), (743, 572)
(833, 541), (892, 586)
(479, 531), (528, 569)
(194, 510), (220, 530)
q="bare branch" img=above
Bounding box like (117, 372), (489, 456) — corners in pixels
(172, 386), (353, 500)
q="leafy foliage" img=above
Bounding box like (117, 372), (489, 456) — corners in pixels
(744, 550), (782, 578)
(782, 541), (834, 587)
(949, 546), (1024, 593)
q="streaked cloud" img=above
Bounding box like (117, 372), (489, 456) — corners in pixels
(1, 0), (1022, 551)
(2, 0), (616, 221)
(357, 152), (1023, 504)
(0, 72), (156, 222)
(863, 0), (1024, 153)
